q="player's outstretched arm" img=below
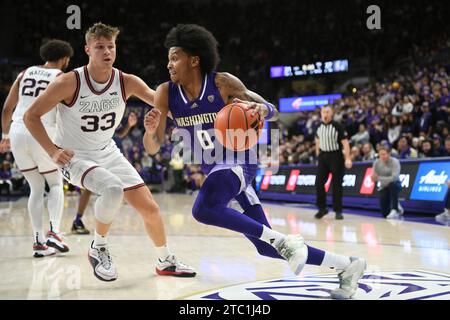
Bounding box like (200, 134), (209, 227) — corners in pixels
(0, 75), (20, 153)
(23, 73), (75, 165)
(143, 82), (169, 155)
(123, 73), (155, 106)
(215, 72), (279, 121)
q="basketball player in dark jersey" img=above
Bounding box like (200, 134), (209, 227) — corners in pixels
(143, 24), (366, 299)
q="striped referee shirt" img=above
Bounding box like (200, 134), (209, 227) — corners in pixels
(315, 121), (348, 152)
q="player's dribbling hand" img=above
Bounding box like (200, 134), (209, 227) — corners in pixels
(51, 149), (74, 166)
(0, 139), (11, 153)
(144, 108), (161, 134)
(233, 98), (264, 118)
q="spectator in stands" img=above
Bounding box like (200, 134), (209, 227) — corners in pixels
(444, 136), (450, 156)
(411, 137), (422, 151)
(387, 116), (402, 145)
(418, 102), (432, 137)
(350, 123), (370, 145)
(0, 160), (12, 180)
(432, 134), (446, 156)
(440, 87), (450, 106)
(149, 154), (164, 184)
(134, 163), (150, 184)
(371, 145), (403, 219)
(141, 152), (153, 169)
(419, 139), (437, 158)
(185, 165), (205, 193)
(397, 136), (418, 159)
(350, 146), (362, 162)
(131, 151), (141, 166)
(297, 144), (313, 164)
(400, 113), (414, 136)
(361, 142), (376, 161)
(369, 119), (387, 145)
(392, 96), (414, 116)
(169, 152), (185, 193)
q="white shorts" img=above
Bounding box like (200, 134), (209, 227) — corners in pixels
(60, 140), (145, 191)
(9, 122), (58, 174)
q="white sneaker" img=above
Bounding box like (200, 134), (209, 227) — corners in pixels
(46, 231), (69, 253)
(156, 254), (196, 277)
(275, 235), (308, 275)
(33, 242), (56, 258)
(386, 209), (400, 220)
(88, 241), (117, 282)
(435, 211), (450, 223)
(330, 257), (367, 299)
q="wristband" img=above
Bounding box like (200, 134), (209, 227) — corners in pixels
(2, 133), (9, 139)
(263, 102), (276, 120)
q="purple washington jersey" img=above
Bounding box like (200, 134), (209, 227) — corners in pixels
(168, 72), (257, 176)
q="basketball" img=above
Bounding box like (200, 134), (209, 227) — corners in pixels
(214, 102), (264, 151)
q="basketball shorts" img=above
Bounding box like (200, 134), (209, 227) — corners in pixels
(59, 140), (145, 192)
(9, 122), (58, 174)
(208, 163), (260, 206)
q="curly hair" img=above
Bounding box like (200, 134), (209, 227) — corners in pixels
(164, 24), (220, 74)
(39, 39), (74, 62)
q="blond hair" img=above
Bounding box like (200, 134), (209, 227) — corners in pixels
(85, 22), (120, 44)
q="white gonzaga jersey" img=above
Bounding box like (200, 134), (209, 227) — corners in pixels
(12, 66), (61, 127)
(54, 66), (127, 151)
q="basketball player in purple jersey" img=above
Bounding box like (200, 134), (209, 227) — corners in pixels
(144, 24), (366, 299)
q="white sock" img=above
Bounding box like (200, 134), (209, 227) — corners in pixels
(156, 245), (172, 261)
(22, 170), (46, 244)
(259, 225), (286, 247)
(49, 221), (60, 234)
(46, 178), (64, 234)
(35, 231), (45, 244)
(94, 230), (107, 247)
(321, 252), (351, 271)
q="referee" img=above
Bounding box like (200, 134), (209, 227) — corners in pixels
(314, 106), (352, 220)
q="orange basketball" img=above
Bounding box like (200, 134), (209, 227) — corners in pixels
(214, 102), (264, 151)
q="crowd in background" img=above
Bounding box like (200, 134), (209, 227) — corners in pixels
(276, 61), (450, 166)
(1, 0), (450, 195)
(1, 0), (450, 98)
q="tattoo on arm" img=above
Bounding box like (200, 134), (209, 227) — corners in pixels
(216, 73), (257, 103)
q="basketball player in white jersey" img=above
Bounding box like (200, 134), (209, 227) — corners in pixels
(0, 40), (73, 258)
(24, 23), (195, 281)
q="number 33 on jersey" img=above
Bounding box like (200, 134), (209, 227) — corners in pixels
(54, 66), (126, 151)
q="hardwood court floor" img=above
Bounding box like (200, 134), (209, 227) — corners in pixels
(0, 193), (448, 300)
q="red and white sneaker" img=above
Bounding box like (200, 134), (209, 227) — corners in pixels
(156, 254), (196, 277)
(33, 242), (56, 258)
(46, 231), (69, 253)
